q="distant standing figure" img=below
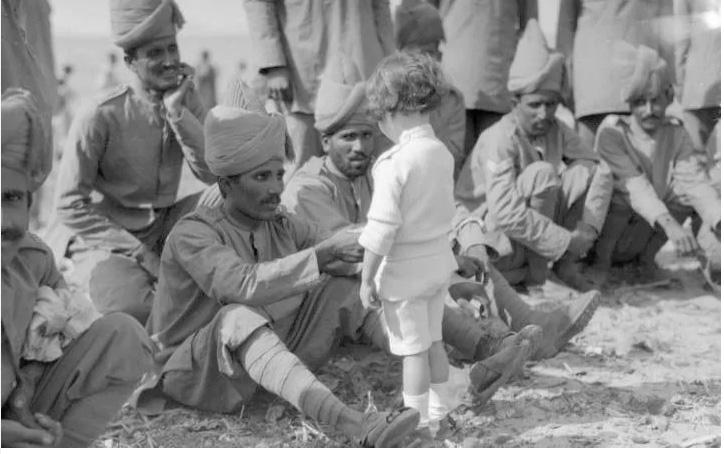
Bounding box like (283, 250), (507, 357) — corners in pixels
(196, 49), (217, 109)
(96, 52), (122, 91)
(243, 0), (395, 178)
(556, 0), (675, 149)
(435, 0), (536, 158)
(674, 0), (721, 152)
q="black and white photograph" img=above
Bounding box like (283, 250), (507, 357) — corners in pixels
(1, 0), (721, 448)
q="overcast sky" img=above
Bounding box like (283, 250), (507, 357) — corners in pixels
(49, 0), (249, 36)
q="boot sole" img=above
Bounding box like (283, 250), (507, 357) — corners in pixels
(554, 291), (600, 353)
(469, 339), (533, 406)
(370, 408), (421, 448)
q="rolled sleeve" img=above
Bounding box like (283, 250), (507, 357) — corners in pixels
(170, 218), (322, 307)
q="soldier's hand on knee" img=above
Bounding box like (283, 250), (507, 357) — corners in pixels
(568, 227), (595, 258)
(660, 216), (699, 256)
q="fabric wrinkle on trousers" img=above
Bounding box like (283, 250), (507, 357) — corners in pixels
(28, 313), (154, 447)
(156, 276), (365, 413)
(284, 112), (323, 182)
(494, 161), (595, 285)
(64, 192), (202, 324)
(595, 201), (692, 266)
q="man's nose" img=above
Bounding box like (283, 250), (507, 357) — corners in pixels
(269, 179), (284, 194)
(644, 101), (654, 115)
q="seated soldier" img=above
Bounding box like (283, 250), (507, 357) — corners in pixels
(282, 54), (600, 362)
(1, 89), (154, 448)
(143, 104), (549, 446)
(591, 42), (721, 281)
(454, 20), (613, 292)
(50, 0), (214, 324)
(393, 0), (466, 178)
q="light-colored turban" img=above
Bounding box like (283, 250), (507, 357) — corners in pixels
(110, 0), (185, 50)
(612, 42), (672, 103)
(1, 88), (50, 191)
(205, 106), (286, 177)
(314, 54), (375, 135)
(508, 19), (564, 95)
(394, 0), (445, 49)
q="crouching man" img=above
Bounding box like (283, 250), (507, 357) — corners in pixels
(591, 43), (721, 281)
(454, 20), (613, 292)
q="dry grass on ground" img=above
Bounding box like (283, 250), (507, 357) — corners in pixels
(95, 245), (721, 448)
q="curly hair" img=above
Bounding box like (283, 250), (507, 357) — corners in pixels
(365, 51), (444, 119)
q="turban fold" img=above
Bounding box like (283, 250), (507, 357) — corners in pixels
(1, 88), (50, 191)
(394, 0), (445, 49)
(314, 54), (374, 134)
(612, 42), (671, 102)
(110, 0), (185, 50)
(205, 106), (286, 177)
(508, 19), (564, 95)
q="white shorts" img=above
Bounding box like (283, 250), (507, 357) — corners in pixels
(381, 284), (446, 356)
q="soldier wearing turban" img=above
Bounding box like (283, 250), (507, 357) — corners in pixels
(454, 20), (613, 294)
(141, 104), (424, 447)
(591, 42), (721, 282)
(50, 0), (215, 324)
(1, 88), (153, 448)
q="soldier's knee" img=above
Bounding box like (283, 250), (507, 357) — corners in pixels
(519, 161), (560, 197)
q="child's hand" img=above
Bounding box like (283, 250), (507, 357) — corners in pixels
(360, 280), (380, 309)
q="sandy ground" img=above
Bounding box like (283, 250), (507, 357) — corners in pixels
(95, 243), (721, 449)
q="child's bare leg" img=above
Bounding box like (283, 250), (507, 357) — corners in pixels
(403, 350), (431, 427)
(429, 340), (452, 424)
(428, 340), (449, 384)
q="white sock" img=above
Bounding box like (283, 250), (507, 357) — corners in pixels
(429, 381), (451, 422)
(403, 391), (430, 428)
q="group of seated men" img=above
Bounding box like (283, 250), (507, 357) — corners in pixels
(2, 0), (720, 448)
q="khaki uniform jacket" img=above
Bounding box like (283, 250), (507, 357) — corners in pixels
(243, 0), (395, 114)
(556, 0), (675, 118)
(282, 155), (373, 232)
(595, 114), (721, 227)
(52, 84), (215, 258)
(454, 113), (612, 260)
(2, 234), (64, 406)
(148, 205), (327, 367)
(674, 0), (721, 110)
(437, 0), (535, 113)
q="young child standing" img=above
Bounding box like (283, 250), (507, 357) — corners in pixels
(359, 52), (458, 430)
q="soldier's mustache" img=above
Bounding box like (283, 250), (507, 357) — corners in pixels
(262, 195), (281, 205)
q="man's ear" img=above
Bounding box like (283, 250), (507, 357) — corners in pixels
(321, 135), (332, 154)
(510, 95), (520, 108)
(218, 177), (230, 199)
